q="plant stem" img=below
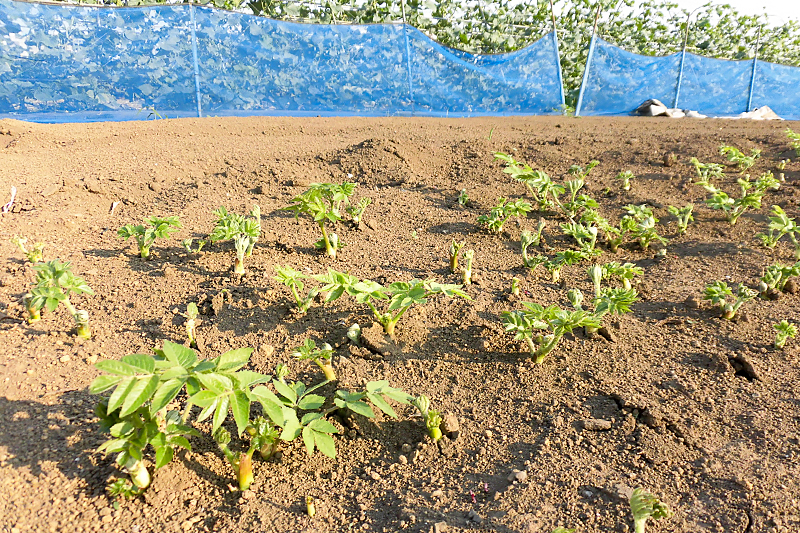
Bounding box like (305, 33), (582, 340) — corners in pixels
(316, 361), (337, 381)
(318, 222), (335, 258)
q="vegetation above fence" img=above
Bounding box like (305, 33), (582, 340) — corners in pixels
(44, 0), (800, 107)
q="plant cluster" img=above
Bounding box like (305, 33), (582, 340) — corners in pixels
(719, 145), (761, 172)
(787, 128), (800, 156)
(283, 182), (359, 258)
(118, 216), (181, 260)
(703, 281), (757, 320)
(774, 320), (797, 349)
(210, 205), (261, 274)
(757, 205), (800, 259)
(26, 259), (94, 338)
(478, 197), (531, 233)
(666, 204), (694, 235)
(697, 171), (779, 225)
(91, 341), (414, 493)
(615, 170), (634, 191)
(758, 261), (800, 296)
(12, 236), (44, 263)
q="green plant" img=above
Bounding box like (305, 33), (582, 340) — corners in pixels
(587, 287), (638, 334)
(214, 417), (279, 490)
(758, 262), (800, 295)
(567, 288), (584, 310)
(667, 204), (694, 235)
(757, 205), (799, 258)
(588, 264), (604, 298)
(11, 236), (44, 263)
(458, 189), (470, 207)
(594, 215), (637, 253)
(293, 338), (336, 381)
(210, 206), (261, 274)
(689, 157), (725, 182)
(544, 249), (589, 283)
(449, 238), (466, 273)
(511, 277), (520, 296)
(774, 320), (798, 349)
(616, 170), (634, 191)
(520, 219), (547, 266)
(567, 160), (599, 180)
(23, 292), (40, 323)
(478, 197), (531, 233)
(623, 205), (667, 250)
(462, 249), (474, 285)
(182, 302), (200, 348)
(551, 528), (577, 533)
(315, 271), (470, 336)
(503, 303), (600, 364)
(28, 259), (94, 339)
(181, 238), (206, 254)
(787, 128), (800, 156)
(603, 262), (643, 290)
(346, 197), (371, 228)
(776, 159), (789, 171)
(561, 220), (600, 255)
(274, 265), (319, 314)
(118, 216), (181, 259)
(703, 281), (757, 320)
(719, 145), (761, 172)
(629, 488), (672, 533)
(411, 395), (443, 441)
(282, 182), (355, 258)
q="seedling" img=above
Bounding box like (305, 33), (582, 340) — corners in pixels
(214, 416), (279, 490)
(623, 205), (667, 250)
(274, 265), (318, 314)
(449, 238), (466, 273)
(588, 287), (638, 334)
(293, 338), (336, 381)
(182, 302), (200, 348)
(520, 219), (547, 266)
(553, 176), (598, 221)
(561, 220), (600, 255)
(346, 197), (371, 228)
(411, 395), (442, 441)
(757, 205), (799, 258)
(776, 159), (789, 171)
(758, 262), (800, 294)
(703, 281), (757, 320)
(29, 259), (94, 339)
(306, 496), (316, 517)
(719, 145), (761, 172)
(603, 262), (643, 290)
(347, 323), (361, 346)
(511, 277), (520, 296)
(282, 182), (355, 258)
(493, 152), (559, 209)
(786, 127), (800, 156)
(616, 170), (634, 191)
(774, 320), (797, 349)
(210, 206), (261, 274)
(546, 249), (588, 283)
(478, 197), (531, 234)
(701, 172), (776, 226)
(595, 215), (637, 253)
(629, 488), (672, 533)
(23, 292), (40, 323)
(587, 264), (604, 298)
(181, 238), (206, 254)
(458, 189), (470, 207)
(462, 249), (474, 285)
(567, 288), (584, 310)
(667, 204), (694, 235)
(689, 157), (725, 182)
(503, 302), (600, 364)
(118, 215), (181, 259)
(314, 270), (470, 336)
(567, 160), (599, 180)
(11, 236), (44, 263)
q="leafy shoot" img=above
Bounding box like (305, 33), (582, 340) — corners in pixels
(29, 259), (94, 339)
(411, 395), (443, 441)
(667, 204), (694, 235)
(12, 236), (44, 263)
(449, 238), (466, 273)
(118, 215), (181, 259)
(719, 145), (760, 172)
(774, 320), (797, 349)
(462, 249), (474, 285)
(703, 281), (757, 320)
(293, 338), (336, 381)
(478, 197), (531, 234)
(629, 488), (672, 533)
(616, 170), (634, 191)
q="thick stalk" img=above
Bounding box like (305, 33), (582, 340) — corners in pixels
(318, 222), (335, 258)
(237, 451), (254, 491)
(234, 255), (245, 275)
(533, 333), (561, 364)
(316, 360), (336, 381)
(124, 456), (151, 490)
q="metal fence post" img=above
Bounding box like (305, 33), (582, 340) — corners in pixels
(189, 4), (203, 118)
(575, 5), (601, 117)
(549, 0), (565, 109)
(747, 26), (762, 112)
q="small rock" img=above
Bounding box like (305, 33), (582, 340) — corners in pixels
(41, 184), (61, 197)
(470, 512), (483, 524)
(483, 429), (493, 439)
(397, 455), (407, 465)
(59, 355), (71, 363)
(401, 443), (412, 453)
(663, 153), (677, 167)
(582, 419), (612, 431)
(148, 182), (162, 193)
(433, 522), (448, 533)
(508, 469), (527, 483)
(86, 355), (98, 365)
(685, 294), (702, 309)
(431, 489), (443, 499)
(442, 414), (460, 440)
(162, 266), (176, 279)
(85, 178), (106, 194)
(784, 279), (798, 295)
(370, 471), (381, 481)
(259, 344), (274, 357)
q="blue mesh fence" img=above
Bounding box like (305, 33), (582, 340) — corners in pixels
(0, 0), (565, 122)
(577, 36), (800, 119)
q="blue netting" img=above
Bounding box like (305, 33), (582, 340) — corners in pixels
(0, 0), (564, 122)
(578, 36), (800, 119)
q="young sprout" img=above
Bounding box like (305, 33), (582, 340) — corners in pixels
(478, 197), (532, 234)
(11, 236), (45, 263)
(667, 204), (694, 235)
(520, 220), (547, 266)
(703, 281), (757, 320)
(547, 249), (588, 284)
(181, 238), (206, 254)
(623, 205), (667, 250)
(561, 221), (600, 255)
(306, 495), (316, 517)
(449, 238), (466, 273)
(786, 127), (800, 156)
(603, 262), (643, 290)
(24, 293), (41, 323)
(719, 145), (761, 172)
(182, 302), (200, 348)
(757, 205), (799, 258)
(689, 157), (725, 183)
(503, 303), (600, 364)
(551, 529), (576, 533)
(347, 323), (361, 345)
(776, 158), (789, 172)
(702, 172), (773, 226)
(774, 320), (798, 349)
(29, 259), (94, 339)
(511, 277), (520, 296)
(118, 216), (181, 259)
(588, 287), (638, 334)
(567, 288), (584, 310)
(461, 249), (474, 285)
(588, 264), (604, 298)
(293, 338), (336, 381)
(458, 189), (470, 207)
(215, 421), (278, 492)
(210, 206), (261, 274)
(616, 170), (634, 191)
(567, 160), (600, 180)
(282, 182), (355, 258)
(346, 197), (371, 228)
(629, 488), (672, 533)
(411, 395), (442, 441)
(274, 265), (318, 315)
(493, 152), (552, 207)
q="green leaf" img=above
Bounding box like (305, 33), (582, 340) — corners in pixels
(154, 445), (173, 469)
(345, 400), (375, 419)
(149, 378), (185, 415)
(298, 394), (325, 410)
(314, 430), (336, 458)
(307, 418), (338, 434)
(167, 435), (192, 450)
(121, 353), (156, 374)
(280, 408), (302, 441)
(89, 374), (122, 394)
(231, 370), (270, 389)
(196, 373), (233, 394)
(302, 426), (316, 455)
(231, 390), (250, 436)
(212, 395), (230, 434)
(120, 374), (160, 417)
(160, 341), (197, 368)
(95, 360), (137, 376)
(215, 347), (253, 372)
(107, 377), (135, 413)
(273, 380), (298, 405)
(188, 389), (217, 408)
(366, 393), (397, 418)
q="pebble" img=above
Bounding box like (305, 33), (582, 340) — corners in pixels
(401, 443), (412, 453)
(433, 522), (448, 533)
(582, 418), (612, 431)
(508, 469), (527, 483)
(442, 414), (460, 439)
(397, 455), (407, 465)
(483, 429), (493, 439)
(370, 472), (381, 481)
(431, 489), (443, 499)
(59, 355), (71, 363)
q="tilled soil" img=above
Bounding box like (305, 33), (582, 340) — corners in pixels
(0, 115), (799, 533)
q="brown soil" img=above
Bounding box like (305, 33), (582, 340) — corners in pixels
(1, 115), (799, 533)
